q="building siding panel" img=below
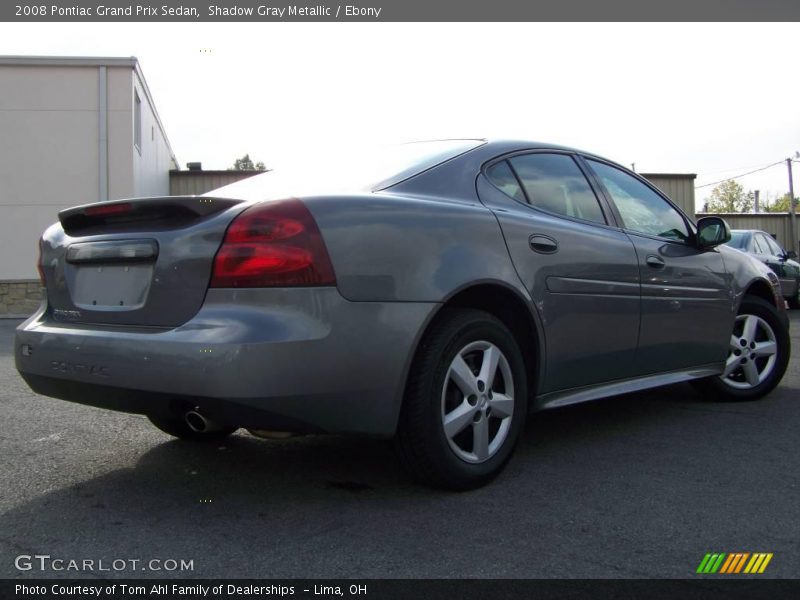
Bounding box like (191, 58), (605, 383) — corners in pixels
(169, 171), (260, 196)
(0, 58), (176, 283)
(641, 174), (697, 219)
(0, 65), (98, 111)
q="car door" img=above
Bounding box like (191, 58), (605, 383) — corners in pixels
(751, 232), (781, 277)
(477, 151), (641, 393)
(583, 158), (732, 374)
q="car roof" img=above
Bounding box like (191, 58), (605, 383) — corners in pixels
(480, 139), (620, 164)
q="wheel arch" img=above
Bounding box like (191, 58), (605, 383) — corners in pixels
(445, 282), (542, 380)
(392, 280), (544, 436)
(741, 277), (780, 309)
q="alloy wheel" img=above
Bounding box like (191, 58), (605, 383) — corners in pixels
(441, 340), (515, 464)
(720, 314), (778, 390)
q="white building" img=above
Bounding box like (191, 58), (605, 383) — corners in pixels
(0, 56), (177, 293)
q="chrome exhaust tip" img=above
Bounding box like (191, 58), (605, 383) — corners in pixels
(185, 410), (222, 433)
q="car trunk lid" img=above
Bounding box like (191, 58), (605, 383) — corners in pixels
(41, 196), (246, 328)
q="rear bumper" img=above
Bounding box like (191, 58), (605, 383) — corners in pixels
(15, 288), (436, 437)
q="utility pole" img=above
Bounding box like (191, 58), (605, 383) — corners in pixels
(754, 190), (760, 213)
(788, 158), (798, 255)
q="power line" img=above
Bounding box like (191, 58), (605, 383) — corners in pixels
(694, 161), (785, 189)
(697, 162), (781, 177)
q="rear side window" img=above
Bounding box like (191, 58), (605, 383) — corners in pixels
(486, 161), (525, 202)
(490, 153), (606, 224)
(588, 160), (690, 242)
(727, 231), (749, 250)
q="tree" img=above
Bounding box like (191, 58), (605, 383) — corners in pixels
(764, 193), (798, 213)
(230, 154), (267, 171)
(705, 179), (753, 213)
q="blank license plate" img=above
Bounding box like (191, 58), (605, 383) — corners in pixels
(71, 264), (154, 310)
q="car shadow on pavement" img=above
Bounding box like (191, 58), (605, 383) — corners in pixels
(0, 385), (692, 511)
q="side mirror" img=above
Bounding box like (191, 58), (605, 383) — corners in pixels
(787, 250), (798, 260)
(696, 216), (731, 249)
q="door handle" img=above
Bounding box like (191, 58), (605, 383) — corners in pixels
(529, 234), (558, 254)
(646, 255), (665, 269)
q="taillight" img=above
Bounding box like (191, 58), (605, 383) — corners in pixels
(210, 199), (336, 288)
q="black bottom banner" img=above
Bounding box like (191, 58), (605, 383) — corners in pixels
(3, 579), (800, 600)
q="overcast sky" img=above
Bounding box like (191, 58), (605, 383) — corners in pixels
(1, 22), (798, 209)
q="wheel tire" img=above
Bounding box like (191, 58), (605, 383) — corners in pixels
(395, 308), (528, 491)
(691, 296), (790, 402)
(147, 414), (238, 442)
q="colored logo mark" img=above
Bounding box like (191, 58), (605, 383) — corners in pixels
(696, 553), (773, 574)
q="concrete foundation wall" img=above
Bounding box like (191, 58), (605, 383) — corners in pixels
(0, 280), (41, 318)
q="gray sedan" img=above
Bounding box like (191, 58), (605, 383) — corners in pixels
(15, 140), (791, 489)
(726, 229), (800, 309)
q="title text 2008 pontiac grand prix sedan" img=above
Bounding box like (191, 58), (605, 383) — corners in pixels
(15, 140), (791, 489)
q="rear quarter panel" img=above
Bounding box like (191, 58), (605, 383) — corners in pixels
(303, 193), (525, 303)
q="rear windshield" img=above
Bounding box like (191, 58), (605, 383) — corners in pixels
(727, 231), (749, 250)
(208, 140), (485, 200)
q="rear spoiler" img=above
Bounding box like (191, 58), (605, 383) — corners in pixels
(59, 196), (243, 235)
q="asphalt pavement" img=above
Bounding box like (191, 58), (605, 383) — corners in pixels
(1, 313), (798, 579)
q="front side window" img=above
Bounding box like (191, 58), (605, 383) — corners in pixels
(494, 153), (606, 224)
(752, 234), (767, 255)
(762, 234), (783, 256)
(588, 160), (690, 242)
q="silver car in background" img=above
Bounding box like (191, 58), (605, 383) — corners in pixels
(15, 140), (791, 489)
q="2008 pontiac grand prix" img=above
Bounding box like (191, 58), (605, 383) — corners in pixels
(15, 140), (791, 489)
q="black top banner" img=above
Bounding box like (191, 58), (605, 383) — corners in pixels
(4, 0), (800, 22)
